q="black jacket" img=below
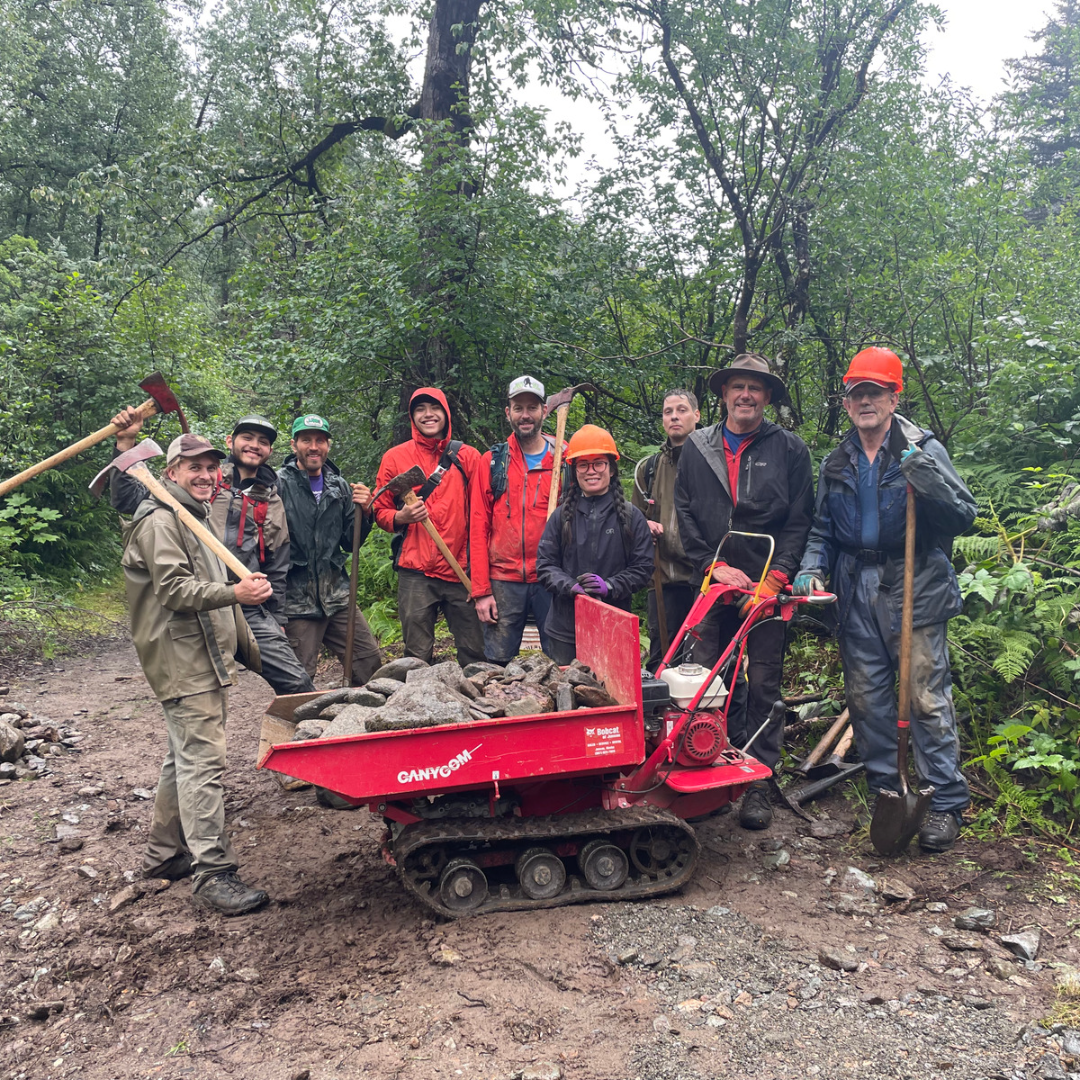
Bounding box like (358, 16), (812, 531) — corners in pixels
(277, 456), (371, 619)
(535, 491), (654, 645)
(674, 420), (814, 583)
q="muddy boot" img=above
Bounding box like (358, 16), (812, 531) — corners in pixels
(918, 810), (961, 853)
(193, 872), (269, 916)
(738, 780), (773, 830)
(143, 852), (194, 881)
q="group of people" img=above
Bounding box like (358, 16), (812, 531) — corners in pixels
(112, 346), (976, 917)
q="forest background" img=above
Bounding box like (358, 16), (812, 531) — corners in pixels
(2, 0), (1080, 835)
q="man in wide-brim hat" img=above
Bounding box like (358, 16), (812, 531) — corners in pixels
(675, 352), (814, 830)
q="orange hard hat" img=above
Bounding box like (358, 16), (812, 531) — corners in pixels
(843, 347), (903, 394)
(565, 424), (620, 461)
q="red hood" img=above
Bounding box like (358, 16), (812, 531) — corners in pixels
(410, 387), (452, 453)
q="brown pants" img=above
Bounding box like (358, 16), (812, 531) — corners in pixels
(397, 570), (485, 667)
(144, 689), (236, 889)
(286, 609), (383, 685)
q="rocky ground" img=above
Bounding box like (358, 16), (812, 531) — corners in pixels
(1, 641), (1079, 1080)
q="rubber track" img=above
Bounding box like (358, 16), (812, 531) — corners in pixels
(394, 806), (700, 918)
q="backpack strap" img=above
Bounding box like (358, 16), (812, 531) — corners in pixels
(238, 493), (270, 564)
(489, 442), (510, 500)
(417, 440), (465, 499)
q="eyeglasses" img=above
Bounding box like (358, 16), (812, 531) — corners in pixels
(845, 385), (893, 402)
(575, 459), (608, 473)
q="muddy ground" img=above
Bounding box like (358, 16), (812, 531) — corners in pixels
(1, 642), (1078, 1080)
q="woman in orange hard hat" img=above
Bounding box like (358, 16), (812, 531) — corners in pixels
(535, 425), (654, 664)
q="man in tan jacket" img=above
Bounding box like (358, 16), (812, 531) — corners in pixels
(122, 433), (273, 915)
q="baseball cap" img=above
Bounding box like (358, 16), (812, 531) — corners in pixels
(166, 433), (226, 466)
(843, 379), (894, 396)
(508, 375), (545, 401)
(290, 414), (331, 437)
(232, 414), (278, 443)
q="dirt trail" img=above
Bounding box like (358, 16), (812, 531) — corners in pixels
(0, 642), (1076, 1080)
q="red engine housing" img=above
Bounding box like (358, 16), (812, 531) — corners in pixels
(670, 709), (728, 766)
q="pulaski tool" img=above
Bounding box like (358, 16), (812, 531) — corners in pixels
(544, 382), (598, 519)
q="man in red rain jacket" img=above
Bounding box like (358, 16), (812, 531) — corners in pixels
(470, 375), (559, 664)
(373, 388), (485, 666)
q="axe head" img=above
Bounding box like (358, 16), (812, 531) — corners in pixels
(545, 382), (597, 413)
(88, 439), (163, 498)
(371, 464), (426, 502)
(138, 372), (189, 433)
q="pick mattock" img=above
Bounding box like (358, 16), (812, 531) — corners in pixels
(870, 483), (935, 855)
(0, 372), (189, 499)
(88, 440), (253, 582)
(544, 382), (597, 519)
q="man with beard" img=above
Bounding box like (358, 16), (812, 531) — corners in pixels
(278, 414), (382, 685)
(373, 389), (485, 666)
(109, 408), (316, 695)
(470, 376), (560, 664)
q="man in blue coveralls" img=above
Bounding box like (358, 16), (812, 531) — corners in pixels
(793, 348), (977, 852)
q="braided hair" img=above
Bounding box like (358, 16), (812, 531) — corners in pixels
(559, 456), (634, 560)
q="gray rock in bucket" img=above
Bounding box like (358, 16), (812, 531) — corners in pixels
(365, 682), (473, 731)
(293, 718), (328, 741)
(321, 693), (385, 717)
(406, 661), (479, 700)
(463, 662), (504, 679)
(369, 656), (429, 682)
(320, 705), (384, 739)
(365, 678), (405, 698)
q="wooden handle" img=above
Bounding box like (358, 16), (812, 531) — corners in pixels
(546, 405), (569, 520)
(402, 491), (472, 592)
(0, 396), (160, 498)
(130, 461), (253, 581)
(896, 484), (917, 795)
(831, 724), (855, 760)
(342, 510), (364, 687)
(798, 708), (850, 773)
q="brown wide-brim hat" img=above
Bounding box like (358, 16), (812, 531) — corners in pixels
(709, 353), (791, 409)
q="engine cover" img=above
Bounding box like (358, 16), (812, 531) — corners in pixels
(674, 710), (727, 766)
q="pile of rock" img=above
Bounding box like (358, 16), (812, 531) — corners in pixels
(0, 695), (85, 782)
(291, 655), (619, 742)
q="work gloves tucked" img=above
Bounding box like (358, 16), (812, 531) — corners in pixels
(792, 570), (825, 597)
(575, 574), (610, 598)
(737, 570), (786, 616)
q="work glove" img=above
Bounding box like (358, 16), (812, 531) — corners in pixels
(570, 583), (586, 595)
(737, 570), (786, 616)
(792, 571), (825, 597)
(576, 573), (610, 598)
(900, 441), (921, 463)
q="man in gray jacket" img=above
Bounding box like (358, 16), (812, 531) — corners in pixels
(122, 433), (272, 914)
(793, 348), (977, 852)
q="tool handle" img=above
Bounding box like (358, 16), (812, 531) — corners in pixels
(130, 461), (254, 581)
(0, 396), (160, 498)
(652, 561), (670, 657)
(342, 508), (364, 687)
(546, 405), (569, 520)
(895, 484), (917, 797)
(797, 707), (850, 774)
(832, 723), (855, 759)
(402, 491), (473, 592)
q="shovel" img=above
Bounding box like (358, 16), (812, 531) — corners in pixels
(341, 499), (367, 689)
(870, 483), (934, 855)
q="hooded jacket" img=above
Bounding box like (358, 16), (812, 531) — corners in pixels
(121, 480), (260, 702)
(631, 440), (695, 587)
(111, 456), (291, 622)
(469, 432), (558, 599)
(799, 414), (977, 630)
(674, 419), (814, 583)
(277, 456), (370, 619)
(373, 388), (482, 583)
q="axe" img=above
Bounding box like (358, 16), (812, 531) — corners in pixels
(544, 382), (597, 519)
(88, 440), (252, 581)
(374, 464), (472, 592)
(0, 372), (188, 499)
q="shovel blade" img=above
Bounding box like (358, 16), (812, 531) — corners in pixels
(869, 785), (935, 856)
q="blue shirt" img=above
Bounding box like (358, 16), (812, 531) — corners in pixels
(308, 472), (324, 503)
(722, 425), (757, 455)
(523, 448), (547, 472)
(855, 442), (881, 550)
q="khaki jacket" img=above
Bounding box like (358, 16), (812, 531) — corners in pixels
(632, 441), (695, 587)
(122, 480), (260, 702)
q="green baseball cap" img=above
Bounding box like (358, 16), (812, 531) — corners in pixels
(290, 413), (331, 437)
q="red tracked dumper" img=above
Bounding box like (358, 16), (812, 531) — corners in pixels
(259, 586), (831, 918)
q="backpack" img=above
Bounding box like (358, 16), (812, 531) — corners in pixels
(211, 475), (271, 565)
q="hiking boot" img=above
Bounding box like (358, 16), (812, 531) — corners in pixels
(143, 852), (194, 881)
(193, 872), (269, 916)
(918, 810), (962, 853)
(738, 781), (773, 830)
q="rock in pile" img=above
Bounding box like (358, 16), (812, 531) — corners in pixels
(0, 694), (86, 782)
(290, 655), (619, 742)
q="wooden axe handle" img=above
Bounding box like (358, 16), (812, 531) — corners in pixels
(129, 461), (254, 581)
(546, 405), (570, 520)
(401, 491), (472, 592)
(797, 708), (850, 773)
(0, 396), (161, 499)
(830, 723), (855, 760)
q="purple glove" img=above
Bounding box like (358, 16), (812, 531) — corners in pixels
(576, 573), (610, 598)
(571, 583), (585, 594)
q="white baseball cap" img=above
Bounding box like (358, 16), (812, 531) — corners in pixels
(508, 375), (545, 400)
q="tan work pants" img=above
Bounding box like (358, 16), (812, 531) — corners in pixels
(286, 608), (382, 685)
(144, 689), (237, 888)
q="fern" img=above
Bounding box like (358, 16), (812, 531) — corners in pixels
(991, 630), (1038, 683)
(955, 534), (1004, 562)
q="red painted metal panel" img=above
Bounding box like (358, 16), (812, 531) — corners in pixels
(659, 753), (771, 793)
(259, 704), (645, 800)
(575, 595), (643, 710)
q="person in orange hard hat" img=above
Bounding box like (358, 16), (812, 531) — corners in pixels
(535, 425), (654, 664)
(794, 347), (977, 852)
